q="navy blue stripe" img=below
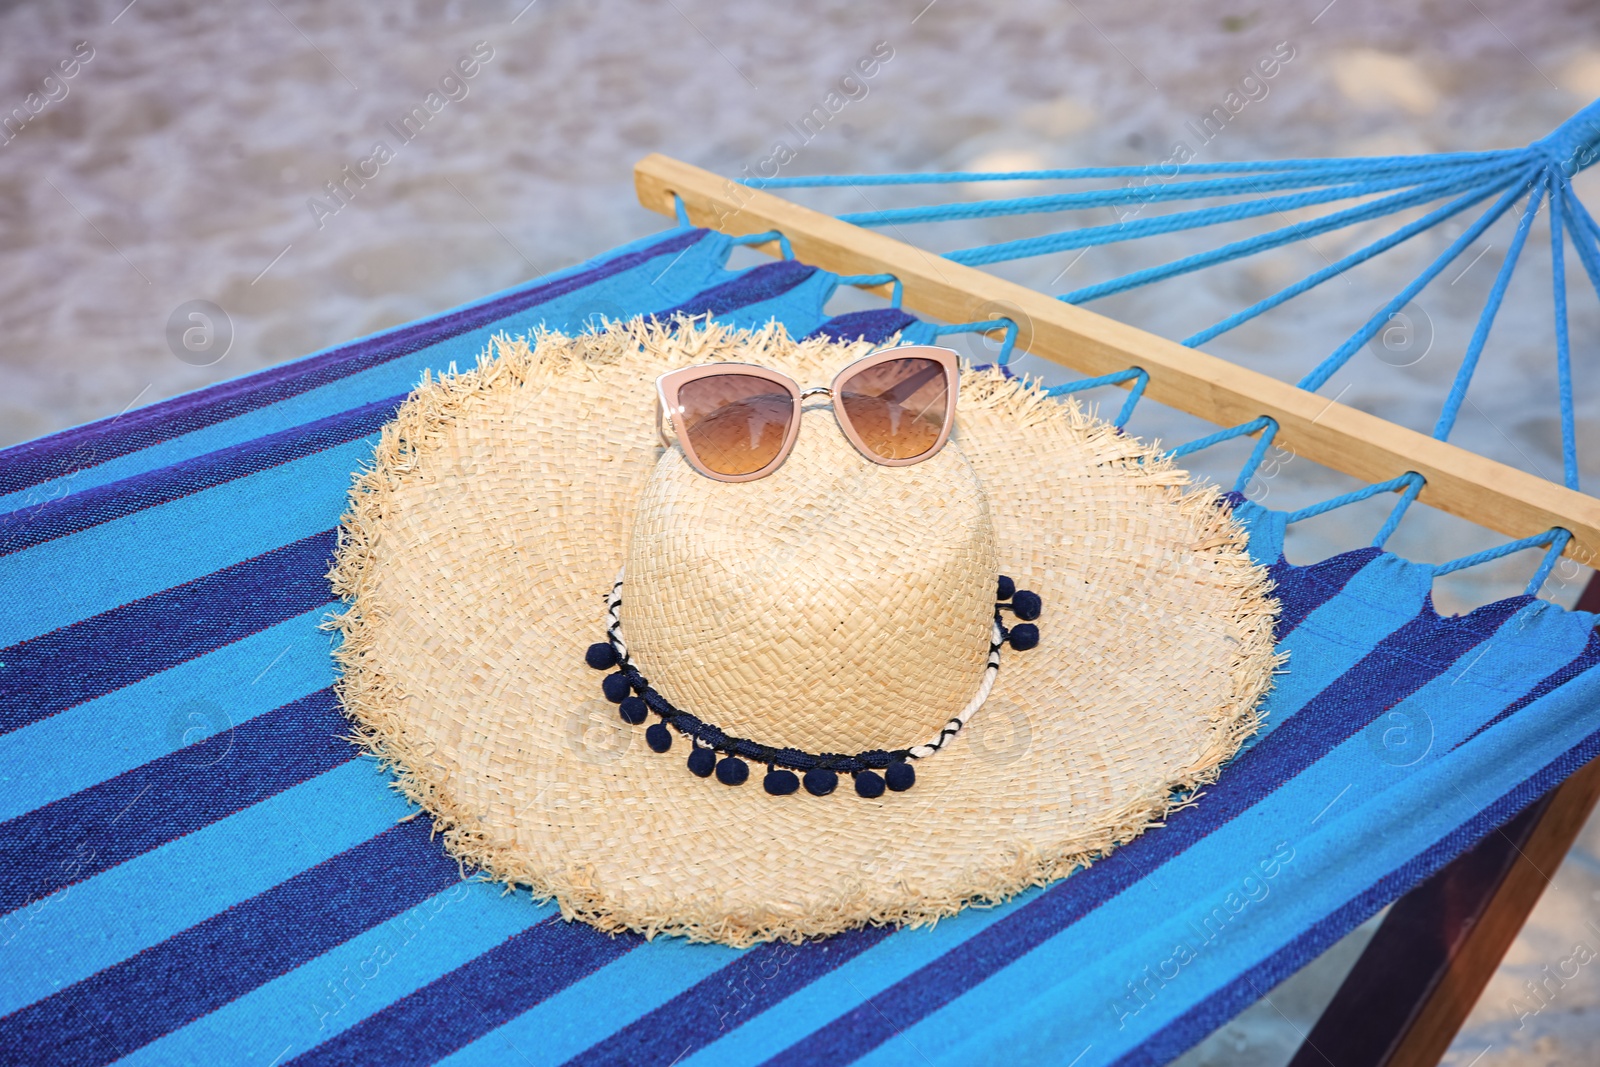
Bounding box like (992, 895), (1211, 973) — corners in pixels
(1455, 628), (1600, 748)
(0, 529), (337, 734)
(0, 689), (355, 916)
(1120, 697), (1600, 1067)
(565, 925), (894, 1067)
(0, 397), (402, 557)
(757, 595), (1528, 1066)
(657, 260), (817, 320)
(0, 230), (708, 495)
(806, 308), (918, 344)
(288, 920), (639, 1067)
(1270, 546), (1382, 640)
(0, 820), (459, 1067)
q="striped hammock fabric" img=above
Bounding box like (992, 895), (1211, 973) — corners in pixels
(2, 227), (1598, 1067)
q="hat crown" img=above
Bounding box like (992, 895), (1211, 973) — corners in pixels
(623, 405), (997, 755)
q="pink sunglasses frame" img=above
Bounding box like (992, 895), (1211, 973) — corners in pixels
(654, 345), (961, 483)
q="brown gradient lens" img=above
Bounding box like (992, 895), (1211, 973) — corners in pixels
(838, 357), (949, 460)
(677, 373), (796, 477)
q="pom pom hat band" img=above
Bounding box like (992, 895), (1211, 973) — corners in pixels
(328, 318), (1281, 947)
(586, 569), (1044, 794)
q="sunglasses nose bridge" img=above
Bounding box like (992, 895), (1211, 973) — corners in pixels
(799, 385), (832, 400)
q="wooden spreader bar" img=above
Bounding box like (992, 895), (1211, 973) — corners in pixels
(635, 153), (1600, 566)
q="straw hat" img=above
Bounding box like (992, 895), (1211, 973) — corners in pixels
(328, 317), (1279, 947)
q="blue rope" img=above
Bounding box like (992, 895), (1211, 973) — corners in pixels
(1183, 177), (1516, 347)
(1372, 476), (1426, 548)
(1232, 419), (1281, 494)
(1548, 179), (1580, 490)
(1526, 530), (1575, 595)
(1532, 98), (1600, 174)
(1115, 369), (1150, 428)
(835, 273), (904, 307)
(936, 318), (1018, 364)
(673, 194), (692, 228)
(1042, 368), (1148, 427)
(1433, 174), (1549, 440)
(1560, 196), (1600, 309)
(1170, 416), (1273, 460)
(948, 162), (1521, 269)
(1574, 188), (1600, 236)
(1285, 473), (1425, 525)
(1567, 195), (1600, 308)
(1056, 166), (1521, 304)
(832, 158), (1516, 227)
(1434, 527), (1570, 578)
(731, 230), (794, 260)
(1297, 173), (1536, 392)
(740, 148), (1534, 187)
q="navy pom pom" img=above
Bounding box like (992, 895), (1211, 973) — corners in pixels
(764, 769), (800, 795)
(715, 756), (749, 786)
(1012, 589), (1042, 621)
(687, 747), (716, 778)
(646, 722), (673, 753)
(885, 761), (916, 792)
(618, 697), (648, 725)
(997, 575), (1016, 601)
(601, 672), (631, 703)
(1008, 622), (1040, 651)
(585, 642), (618, 670)
(803, 768), (838, 796)
(854, 770), (886, 798)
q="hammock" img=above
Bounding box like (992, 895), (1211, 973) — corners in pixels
(2, 101), (1599, 1067)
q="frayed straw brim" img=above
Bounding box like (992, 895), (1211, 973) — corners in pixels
(327, 318), (1281, 948)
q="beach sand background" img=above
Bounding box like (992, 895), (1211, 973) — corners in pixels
(3, 0), (1599, 1062)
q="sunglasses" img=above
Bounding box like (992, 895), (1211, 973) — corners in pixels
(655, 345), (960, 482)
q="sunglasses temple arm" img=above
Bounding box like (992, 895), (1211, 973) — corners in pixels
(656, 395), (674, 449)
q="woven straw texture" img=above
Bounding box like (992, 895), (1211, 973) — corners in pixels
(625, 412), (997, 754)
(328, 318), (1281, 947)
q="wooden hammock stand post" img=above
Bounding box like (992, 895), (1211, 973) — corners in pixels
(635, 153), (1600, 1066)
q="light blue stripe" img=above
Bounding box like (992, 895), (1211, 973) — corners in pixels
(1249, 553), (1432, 746)
(0, 759), (403, 1014)
(0, 437), (369, 647)
(439, 936), (739, 1067)
(0, 230), (732, 515)
(119, 881), (549, 1067)
(0, 608), (333, 821)
(1412, 597), (1591, 751)
(0, 365), (409, 519)
(683, 891), (1038, 1067)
